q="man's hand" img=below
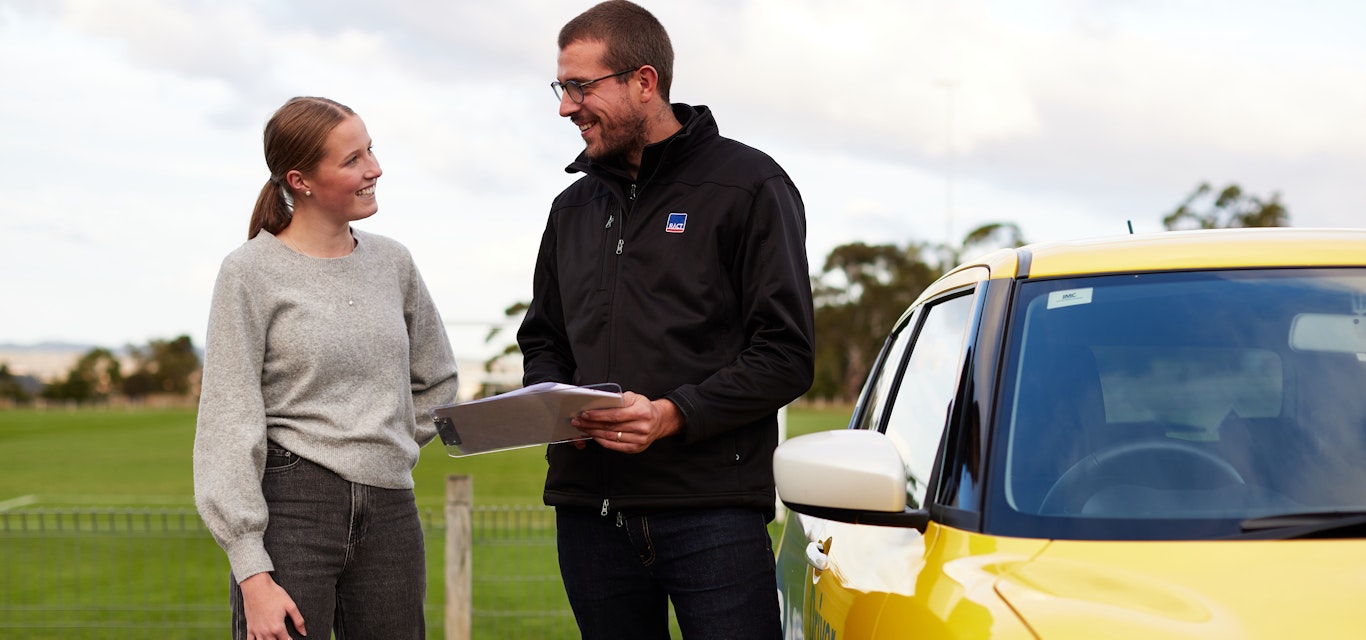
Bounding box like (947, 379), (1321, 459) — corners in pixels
(570, 392), (682, 453)
(241, 572), (306, 639)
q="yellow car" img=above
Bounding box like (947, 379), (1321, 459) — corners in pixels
(775, 228), (1366, 639)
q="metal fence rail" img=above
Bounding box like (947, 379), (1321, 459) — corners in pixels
(0, 500), (574, 639)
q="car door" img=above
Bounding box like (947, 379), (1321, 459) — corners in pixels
(777, 283), (981, 638)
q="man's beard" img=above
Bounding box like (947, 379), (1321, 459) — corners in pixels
(586, 109), (650, 164)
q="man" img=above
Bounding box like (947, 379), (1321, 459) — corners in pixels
(517, 1), (815, 637)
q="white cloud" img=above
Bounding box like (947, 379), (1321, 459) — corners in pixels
(3, 0), (1366, 356)
(1022, 22), (1366, 157)
(682, 0), (1042, 157)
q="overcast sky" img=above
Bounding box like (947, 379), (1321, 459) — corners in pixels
(3, 0), (1365, 359)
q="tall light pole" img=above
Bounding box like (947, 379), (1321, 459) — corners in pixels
(936, 79), (958, 247)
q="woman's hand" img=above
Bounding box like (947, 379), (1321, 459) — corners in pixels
(241, 572), (306, 639)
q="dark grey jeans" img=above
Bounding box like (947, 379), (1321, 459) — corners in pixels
(556, 506), (781, 640)
(229, 444), (426, 639)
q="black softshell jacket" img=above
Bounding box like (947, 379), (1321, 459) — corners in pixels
(517, 104), (816, 520)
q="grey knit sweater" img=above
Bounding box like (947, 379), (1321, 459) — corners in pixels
(193, 228), (459, 582)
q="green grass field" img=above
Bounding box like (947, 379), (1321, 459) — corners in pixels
(0, 404), (851, 507)
(0, 404), (850, 638)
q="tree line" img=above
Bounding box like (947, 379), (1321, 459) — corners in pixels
(0, 335), (200, 406)
(4, 182), (1288, 408)
(806, 181), (1289, 401)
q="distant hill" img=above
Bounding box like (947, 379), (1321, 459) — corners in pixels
(0, 342), (98, 352)
(0, 343), (113, 380)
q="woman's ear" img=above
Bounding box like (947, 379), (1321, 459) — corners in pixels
(285, 170), (310, 194)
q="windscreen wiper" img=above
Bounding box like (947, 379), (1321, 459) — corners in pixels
(1233, 511), (1366, 539)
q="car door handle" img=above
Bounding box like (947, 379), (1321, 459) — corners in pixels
(805, 540), (830, 571)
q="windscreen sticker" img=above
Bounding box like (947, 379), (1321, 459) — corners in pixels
(1047, 288), (1093, 309)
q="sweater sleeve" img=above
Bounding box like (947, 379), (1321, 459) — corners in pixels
(192, 261), (274, 583)
(403, 255), (460, 446)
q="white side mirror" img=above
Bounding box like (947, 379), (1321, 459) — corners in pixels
(774, 429), (907, 513)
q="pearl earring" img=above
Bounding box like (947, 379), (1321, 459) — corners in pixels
(305, 190), (312, 197)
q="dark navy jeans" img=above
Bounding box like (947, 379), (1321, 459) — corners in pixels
(228, 444), (426, 639)
(556, 506), (781, 639)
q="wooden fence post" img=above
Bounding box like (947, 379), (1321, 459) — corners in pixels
(445, 474), (472, 640)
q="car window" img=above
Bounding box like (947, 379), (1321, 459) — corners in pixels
(880, 293), (976, 510)
(849, 309), (919, 433)
(992, 268), (1366, 540)
(1091, 345), (1283, 427)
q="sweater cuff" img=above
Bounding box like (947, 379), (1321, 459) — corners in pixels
(225, 533), (273, 583)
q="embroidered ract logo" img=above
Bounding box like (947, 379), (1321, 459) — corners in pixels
(666, 212), (687, 233)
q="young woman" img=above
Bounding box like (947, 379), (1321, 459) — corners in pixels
(193, 96), (459, 640)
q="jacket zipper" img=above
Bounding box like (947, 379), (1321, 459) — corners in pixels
(598, 213), (615, 291)
(601, 183), (638, 518)
(616, 183), (636, 255)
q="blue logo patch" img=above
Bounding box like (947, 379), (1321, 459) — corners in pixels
(665, 212), (687, 234)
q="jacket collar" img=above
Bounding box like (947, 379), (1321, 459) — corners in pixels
(565, 103), (716, 184)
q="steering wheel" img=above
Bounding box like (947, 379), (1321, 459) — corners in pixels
(1039, 439), (1245, 515)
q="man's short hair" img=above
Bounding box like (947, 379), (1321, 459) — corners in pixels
(559, 0), (674, 102)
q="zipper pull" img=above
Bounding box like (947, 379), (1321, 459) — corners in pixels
(615, 511), (625, 528)
(605, 214), (614, 229)
(628, 184), (637, 201)
(615, 239), (624, 255)
(600, 499), (610, 517)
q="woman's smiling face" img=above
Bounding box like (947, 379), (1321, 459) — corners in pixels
(303, 114), (382, 224)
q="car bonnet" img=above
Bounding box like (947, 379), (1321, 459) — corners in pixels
(994, 538), (1366, 639)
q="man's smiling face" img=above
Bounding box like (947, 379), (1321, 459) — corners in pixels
(556, 39), (648, 165)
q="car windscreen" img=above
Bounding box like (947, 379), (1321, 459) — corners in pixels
(987, 268), (1366, 540)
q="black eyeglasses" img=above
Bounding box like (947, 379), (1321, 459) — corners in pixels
(551, 68), (637, 104)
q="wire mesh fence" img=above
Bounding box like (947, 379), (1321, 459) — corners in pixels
(0, 509), (225, 638)
(0, 503), (575, 639)
(465, 505), (577, 639)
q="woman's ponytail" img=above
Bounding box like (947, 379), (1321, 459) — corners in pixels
(247, 179), (292, 239)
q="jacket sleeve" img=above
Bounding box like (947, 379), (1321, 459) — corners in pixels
(517, 209), (577, 386)
(664, 174), (816, 443)
(192, 261), (274, 583)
